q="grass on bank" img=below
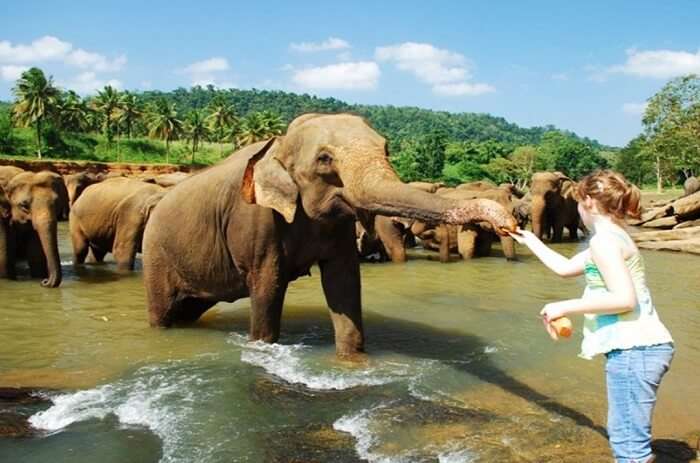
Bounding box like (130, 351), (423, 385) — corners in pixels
(0, 126), (234, 165)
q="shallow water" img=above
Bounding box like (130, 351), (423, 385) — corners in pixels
(0, 223), (698, 462)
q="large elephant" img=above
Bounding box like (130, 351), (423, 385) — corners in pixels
(684, 176), (699, 197)
(70, 177), (166, 271)
(530, 171), (580, 242)
(143, 114), (517, 357)
(3, 171), (65, 287)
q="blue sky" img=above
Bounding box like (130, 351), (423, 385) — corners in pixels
(2, 0), (699, 147)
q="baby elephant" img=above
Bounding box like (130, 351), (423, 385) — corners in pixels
(70, 177), (166, 270)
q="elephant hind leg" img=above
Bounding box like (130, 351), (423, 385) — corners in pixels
(113, 225), (141, 271)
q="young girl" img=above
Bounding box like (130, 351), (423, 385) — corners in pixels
(510, 170), (674, 463)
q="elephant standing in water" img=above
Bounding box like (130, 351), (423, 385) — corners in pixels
(2, 171), (66, 287)
(684, 176), (699, 197)
(143, 114), (517, 357)
(64, 172), (106, 207)
(530, 171), (580, 242)
(70, 177), (166, 270)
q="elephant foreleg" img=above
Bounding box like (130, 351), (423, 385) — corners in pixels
(457, 227), (478, 260)
(247, 249), (289, 343)
(26, 230), (48, 278)
(500, 235), (517, 260)
(320, 234), (364, 358)
(437, 224), (450, 263)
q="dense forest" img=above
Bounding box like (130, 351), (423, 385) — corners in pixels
(3, 67), (698, 188)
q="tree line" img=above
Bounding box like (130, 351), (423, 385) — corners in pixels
(4, 66), (696, 190)
(2, 67), (285, 163)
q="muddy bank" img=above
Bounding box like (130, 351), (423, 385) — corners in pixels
(0, 158), (204, 177)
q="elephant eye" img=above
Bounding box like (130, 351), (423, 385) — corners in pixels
(317, 152), (333, 165)
(19, 199), (31, 211)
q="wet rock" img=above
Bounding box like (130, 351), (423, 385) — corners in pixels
(0, 387), (52, 404)
(249, 373), (376, 405)
(264, 423), (365, 463)
(0, 411), (36, 438)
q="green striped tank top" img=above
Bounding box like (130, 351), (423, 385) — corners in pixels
(579, 228), (673, 359)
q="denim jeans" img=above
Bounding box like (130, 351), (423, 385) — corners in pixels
(605, 343), (674, 463)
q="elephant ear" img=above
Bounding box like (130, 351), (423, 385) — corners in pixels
(141, 191), (166, 224)
(241, 137), (299, 223)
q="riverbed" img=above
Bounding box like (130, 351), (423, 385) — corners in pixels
(0, 223), (698, 462)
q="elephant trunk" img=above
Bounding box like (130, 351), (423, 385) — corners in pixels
(531, 194), (546, 239)
(343, 166), (517, 234)
(34, 219), (61, 288)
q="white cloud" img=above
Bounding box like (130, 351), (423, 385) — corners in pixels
(0, 35), (127, 74)
(183, 57), (229, 75)
(375, 42), (494, 96)
(552, 72), (569, 81)
(0, 36), (72, 63)
(62, 72), (122, 95)
(376, 42), (470, 85)
(622, 102), (648, 116)
(608, 48), (700, 79)
(292, 61), (380, 90)
(65, 49), (126, 72)
(290, 37), (350, 53)
(0, 64), (29, 81)
(433, 82), (495, 96)
(182, 57), (232, 88)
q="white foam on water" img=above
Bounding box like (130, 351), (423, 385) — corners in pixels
(29, 364), (208, 463)
(334, 405), (476, 463)
(437, 447), (475, 462)
(229, 333), (411, 391)
(483, 346), (498, 354)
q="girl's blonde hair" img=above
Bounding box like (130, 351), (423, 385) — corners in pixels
(575, 170), (642, 220)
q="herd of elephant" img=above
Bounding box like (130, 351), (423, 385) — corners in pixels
(0, 113), (585, 357)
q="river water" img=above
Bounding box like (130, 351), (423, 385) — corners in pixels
(0, 223), (698, 462)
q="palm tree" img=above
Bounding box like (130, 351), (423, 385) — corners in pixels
(12, 67), (60, 158)
(206, 100), (237, 157)
(56, 90), (89, 133)
(259, 110), (286, 137)
(91, 85), (121, 145)
(236, 111), (285, 147)
(116, 92), (141, 139)
(145, 98), (183, 163)
(184, 109), (210, 163)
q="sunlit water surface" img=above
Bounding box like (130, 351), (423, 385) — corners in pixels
(0, 223), (698, 462)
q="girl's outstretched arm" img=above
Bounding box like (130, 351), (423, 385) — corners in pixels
(509, 229), (587, 277)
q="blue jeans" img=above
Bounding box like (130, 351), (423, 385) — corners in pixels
(605, 343), (674, 463)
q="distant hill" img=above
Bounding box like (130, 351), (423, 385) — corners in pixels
(136, 86), (609, 150)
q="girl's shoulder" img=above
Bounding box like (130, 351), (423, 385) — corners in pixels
(590, 227), (637, 259)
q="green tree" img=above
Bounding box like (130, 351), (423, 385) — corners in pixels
(145, 98), (183, 163)
(11, 67), (60, 158)
(484, 145), (540, 187)
(237, 111), (285, 146)
(206, 99), (237, 156)
(116, 92), (141, 139)
(413, 130), (447, 181)
(643, 74), (700, 190)
(537, 131), (607, 179)
(56, 90), (89, 132)
(0, 106), (14, 154)
(184, 109), (210, 163)
(91, 85), (122, 145)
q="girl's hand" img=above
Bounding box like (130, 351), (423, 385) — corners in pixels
(540, 302), (568, 323)
(508, 228), (537, 245)
(540, 302), (569, 341)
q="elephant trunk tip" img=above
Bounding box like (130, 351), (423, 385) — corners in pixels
(41, 275), (61, 288)
(442, 199), (518, 236)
